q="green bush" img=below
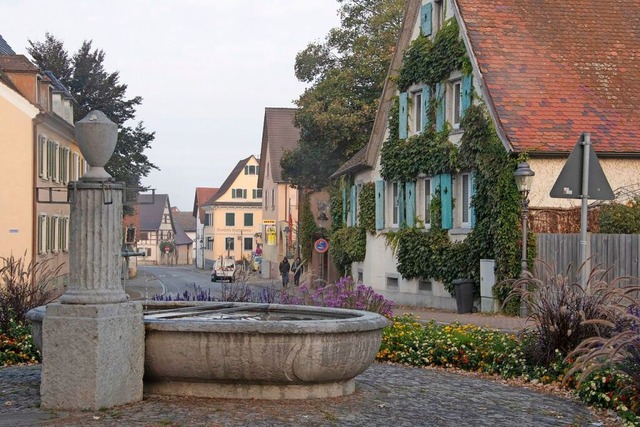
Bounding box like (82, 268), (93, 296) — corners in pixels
(598, 200), (640, 234)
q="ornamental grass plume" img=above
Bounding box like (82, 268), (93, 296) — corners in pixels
(0, 254), (62, 332)
(505, 260), (621, 366)
(565, 280), (640, 406)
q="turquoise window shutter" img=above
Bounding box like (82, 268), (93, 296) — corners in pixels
(420, 3), (433, 36)
(350, 185), (357, 226)
(440, 173), (453, 229)
(399, 92), (408, 139)
(341, 187), (347, 224)
(421, 86), (430, 132)
(397, 183), (405, 227)
(435, 83), (446, 132)
(461, 74), (473, 118)
(405, 181), (416, 227)
(470, 172), (477, 227)
(375, 180), (385, 230)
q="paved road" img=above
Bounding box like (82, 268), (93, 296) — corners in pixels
(124, 265), (280, 302)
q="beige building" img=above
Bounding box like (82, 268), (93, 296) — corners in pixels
(1, 54), (81, 290)
(333, 0), (640, 308)
(257, 108), (301, 280)
(202, 156), (262, 269)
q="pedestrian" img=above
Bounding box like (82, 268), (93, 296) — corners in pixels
(279, 257), (290, 287)
(255, 244), (262, 256)
(291, 256), (303, 286)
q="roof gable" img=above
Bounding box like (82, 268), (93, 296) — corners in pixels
(204, 156), (258, 205)
(192, 187), (218, 222)
(456, 0), (640, 154)
(258, 107), (300, 187)
(137, 194), (171, 231)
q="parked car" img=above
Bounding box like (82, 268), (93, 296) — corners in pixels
(211, 257), (235, 282)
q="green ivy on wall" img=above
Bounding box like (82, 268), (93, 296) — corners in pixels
(298, 193), (320, 263)
(358, 182), (376, 234)
(329, 182), (344, 232)
(330, 226), (366, 277)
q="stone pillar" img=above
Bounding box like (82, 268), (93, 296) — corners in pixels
(41, 111), (144, 410)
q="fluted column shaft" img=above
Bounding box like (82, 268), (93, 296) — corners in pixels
(60, 181), (127, 304)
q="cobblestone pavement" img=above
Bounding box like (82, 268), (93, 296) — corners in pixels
(1, 364), (608, 427)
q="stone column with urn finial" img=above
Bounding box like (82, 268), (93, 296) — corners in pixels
(40, 111), (144, 410)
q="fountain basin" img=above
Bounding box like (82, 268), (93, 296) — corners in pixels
(27, 301), (389, 400)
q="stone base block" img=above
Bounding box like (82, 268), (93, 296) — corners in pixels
(144, 378), (356, 400)
(41, 302), (144, 410)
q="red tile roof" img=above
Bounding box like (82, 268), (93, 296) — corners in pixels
(192, 187), (218, 223)
(456, 0), (640, 154)
(0, 55), (39, 72)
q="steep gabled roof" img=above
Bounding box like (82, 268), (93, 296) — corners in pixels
(0, 35), (15, 55)
(455, 0), (640, 154)
(257, 107), (300, 187)
(334, 0), (640, 179)
(173, 220), (193, 246)
(172, 210), (196, 233)
(137, 194), (171, 231)
(192, 187), (219, 222)
(203, 156), (256, 206)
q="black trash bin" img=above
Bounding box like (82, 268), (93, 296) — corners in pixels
(452, 278), (475, 314)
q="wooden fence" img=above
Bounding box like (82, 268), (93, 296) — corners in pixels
(535, 233), (640, 283)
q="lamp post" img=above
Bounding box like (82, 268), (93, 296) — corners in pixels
(317, 211), (329, 282)
(514, 161), (535, 317)
(199, 238), (204, 269)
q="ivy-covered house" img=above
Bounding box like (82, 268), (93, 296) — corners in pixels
(331, 0), (640, 310)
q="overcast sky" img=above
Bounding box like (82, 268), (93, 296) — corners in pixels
(3, 1), (340, 210)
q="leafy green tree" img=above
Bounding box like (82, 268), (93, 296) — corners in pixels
(281, 0), (404, 189)
(27, 33), (157, 190)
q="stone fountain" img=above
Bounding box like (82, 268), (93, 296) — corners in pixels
(28, 111), (388, 407)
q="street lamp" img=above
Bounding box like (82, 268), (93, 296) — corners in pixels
(514, 161), (535, 275)
(514, 161), (535, 317)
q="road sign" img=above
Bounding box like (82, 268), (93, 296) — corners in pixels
(164, 247), (169, 253)
(550, 132), (614, 200)
(314, 238), (329, 253)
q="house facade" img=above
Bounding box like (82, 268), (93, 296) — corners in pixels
(0, 53), (82, 292)
(202, 156), (262, 270)
(257, 108), (301, 280)
(136, 194), (177, 266)
(333, 0), (640, 309)
(192, 187), (218, 269)
(171, 207), (196, 265)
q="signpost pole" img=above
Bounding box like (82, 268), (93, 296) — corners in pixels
(579, 133), (591, 285)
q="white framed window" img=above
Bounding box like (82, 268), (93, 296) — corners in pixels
(60, 216), (69, 252)
(271, 189), (275, 209)
(412, 90), (422, 134)
(51, 141), (60, 182)
(73, 152), (80, 181)
(434, 0), (445, 31)
(206, 237), (214, 250)
(244, 165), (259, 175)
(391, 182), (399, 227)
(38, 214), (47, 254)
(231, 189), (247, 199)
(422, 178), (432, 227)
(253, 189), (262, 199)
(38, 136), (47, 179)
(461, 173), (472, 228)
(51, 216), (60, 253)
(451, 80), (462, 128)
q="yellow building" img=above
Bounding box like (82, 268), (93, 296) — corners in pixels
(202, 156), (263, 269)
(0, 55), (82, 291)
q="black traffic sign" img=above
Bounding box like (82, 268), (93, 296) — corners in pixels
(550, 132), (614, 200)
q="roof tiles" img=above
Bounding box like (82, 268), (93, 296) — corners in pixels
(456, 0), (640, 154)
